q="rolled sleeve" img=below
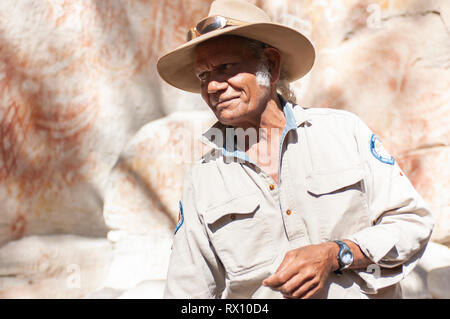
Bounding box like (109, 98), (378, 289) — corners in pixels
(345, 116), (434, 293)
(164, 168), (225, 298)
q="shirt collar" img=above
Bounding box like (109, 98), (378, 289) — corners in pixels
(278, 95), (299, 132)
(278, 94), (309, 128)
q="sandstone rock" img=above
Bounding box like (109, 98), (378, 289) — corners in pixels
(0, 0), (448, 299)
(401, 242), (450, 298)
(100, 111), (215, 290)
(0, 0), (210, 247)
(0, 235), (113, 298)
(117, 280), (166, 299)
(428, 266), (450, 299)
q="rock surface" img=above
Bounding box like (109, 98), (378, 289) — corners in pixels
(0, 0), (448, 298)
(0, 235), (112, 298)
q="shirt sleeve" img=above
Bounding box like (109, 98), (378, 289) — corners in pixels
(345, 115), (434, 294)
(163, 168), (225, 298)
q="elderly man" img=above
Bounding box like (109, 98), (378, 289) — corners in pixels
(157, 0), (433, 299)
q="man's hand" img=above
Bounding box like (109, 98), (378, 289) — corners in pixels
(262, 242), (339, 299)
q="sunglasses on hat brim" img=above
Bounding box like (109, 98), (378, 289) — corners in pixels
(186, 15), (247, 42)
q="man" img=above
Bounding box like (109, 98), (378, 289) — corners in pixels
(157, 0), (433, 298)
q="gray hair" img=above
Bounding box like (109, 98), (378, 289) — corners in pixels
(244, 38), (297, 104)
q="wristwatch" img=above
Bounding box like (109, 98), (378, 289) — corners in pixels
(333, 240), (354, 275)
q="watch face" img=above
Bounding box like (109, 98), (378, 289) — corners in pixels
(341, 251), (353, 265)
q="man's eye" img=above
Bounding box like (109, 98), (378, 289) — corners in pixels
(198, 72), (208, 81)
(222, 63), (234, 70)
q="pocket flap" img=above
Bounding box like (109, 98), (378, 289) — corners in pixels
(204, 192), (261, 225)
(306, 166), (364, 196)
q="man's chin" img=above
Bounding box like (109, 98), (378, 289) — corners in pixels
(216, 113), (241, 127)
(213, 102), (253, 127)
(216, 116), (236, 126)
(215, 107), (235, 124)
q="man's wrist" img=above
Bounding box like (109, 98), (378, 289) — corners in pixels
(324, 241), (340, 272)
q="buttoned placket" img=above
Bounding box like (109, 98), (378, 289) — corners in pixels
(276, 105), (310, 244)
(278, 128), (310, 245)
(228, 102), (296, 203)
(236, 102), (310, 243)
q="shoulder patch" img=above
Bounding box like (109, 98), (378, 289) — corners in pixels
(370, 134), (395, 165)
(174, 200), (184, 235)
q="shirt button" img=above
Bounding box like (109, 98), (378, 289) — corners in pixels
(269, 184), (275, 190)
(286, 209), (292, 216)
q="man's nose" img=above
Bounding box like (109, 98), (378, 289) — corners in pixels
(207, 77), (228, 94)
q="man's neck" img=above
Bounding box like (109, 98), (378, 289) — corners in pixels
(244, 94), (286, 183)
(258, 94), (286, 131)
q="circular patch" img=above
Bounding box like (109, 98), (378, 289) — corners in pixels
(370, 134), (395, 165)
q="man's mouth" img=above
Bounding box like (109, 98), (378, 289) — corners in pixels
(214, 96), (240, 109)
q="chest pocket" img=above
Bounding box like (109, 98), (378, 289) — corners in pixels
(306, 166), (370, 241)
(203, 192), (276, 276)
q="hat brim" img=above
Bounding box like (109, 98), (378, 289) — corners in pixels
(157, 22), (315, 93)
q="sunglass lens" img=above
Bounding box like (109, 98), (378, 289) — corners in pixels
(201, 21), (223, 34)
(197, 16), (226, 35)
(186, 16), (228, 41)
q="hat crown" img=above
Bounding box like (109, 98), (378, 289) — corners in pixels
(208, 0), (270, 23)
(157, 0), (315, 93)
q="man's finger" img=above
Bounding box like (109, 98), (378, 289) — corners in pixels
(263, 268), (293, 288)
(278, 272), (314, 296)
(292, 279), (320, 299)
(262, 272), (285, 288)
(262, 260), (299, 288)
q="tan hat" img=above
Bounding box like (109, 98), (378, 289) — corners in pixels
(156, 0), (315, 93)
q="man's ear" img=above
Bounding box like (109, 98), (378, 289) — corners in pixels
(262, 47), (281, 84)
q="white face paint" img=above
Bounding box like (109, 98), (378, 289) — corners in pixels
(255, 62), (271, 88)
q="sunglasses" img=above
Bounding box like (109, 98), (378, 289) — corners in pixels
(186, 15), (246, 42)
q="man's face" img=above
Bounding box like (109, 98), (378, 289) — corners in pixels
(194, 36), (272, 127)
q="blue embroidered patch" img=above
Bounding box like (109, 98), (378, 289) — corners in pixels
(370, 134), (395, 165)
(174, 200), (184, 235)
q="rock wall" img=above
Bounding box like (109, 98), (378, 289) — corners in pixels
(0, 0), (448, 298)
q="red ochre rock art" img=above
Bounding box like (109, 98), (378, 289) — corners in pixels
(11, 214), (26, 240)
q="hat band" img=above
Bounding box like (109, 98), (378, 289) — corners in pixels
(186, 15), (247, 42)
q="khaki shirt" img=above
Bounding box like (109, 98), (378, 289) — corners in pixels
(164, 99), (434, 299)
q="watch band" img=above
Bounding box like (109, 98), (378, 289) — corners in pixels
(333, 240), (351, 275)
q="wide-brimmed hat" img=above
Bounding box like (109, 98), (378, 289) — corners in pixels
(157, 0), (315, 93)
